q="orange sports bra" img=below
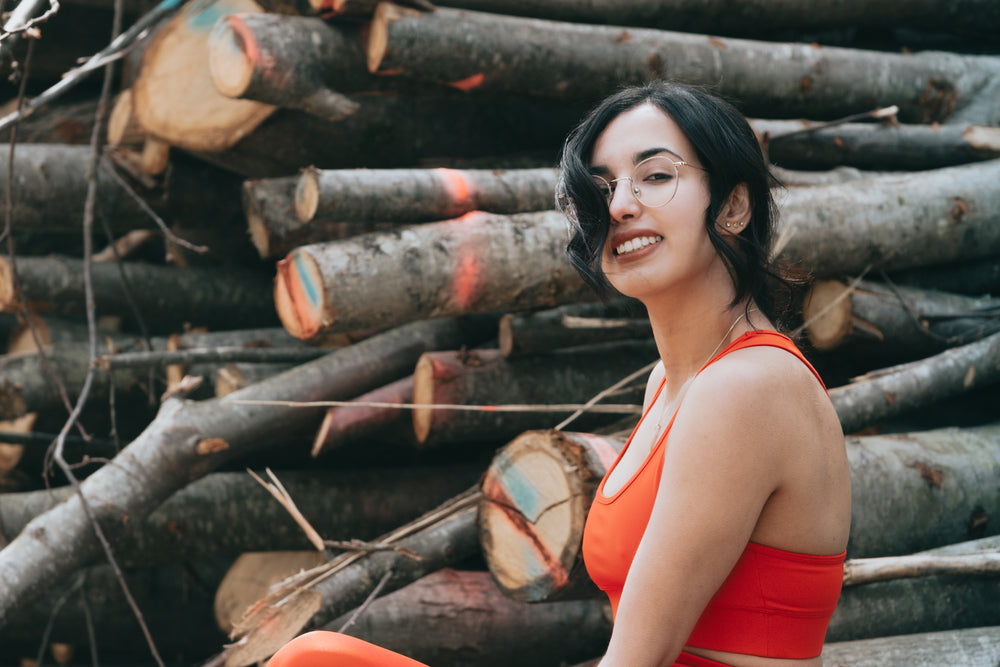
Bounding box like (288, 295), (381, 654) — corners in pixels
(581, 330), (846, 660)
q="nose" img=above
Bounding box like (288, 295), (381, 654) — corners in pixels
(607, 178), (639, 223)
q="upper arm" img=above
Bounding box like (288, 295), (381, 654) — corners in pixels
(601, 359), (791, 666)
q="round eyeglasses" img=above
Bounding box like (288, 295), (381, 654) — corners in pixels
(591, 155), (702, 208)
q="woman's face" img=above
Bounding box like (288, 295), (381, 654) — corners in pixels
(590, 103), (722, 302)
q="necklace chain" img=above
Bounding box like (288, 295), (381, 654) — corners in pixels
(652, 310), (753, 437)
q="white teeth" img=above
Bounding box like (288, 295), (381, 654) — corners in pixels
(615, 235), (662, 256)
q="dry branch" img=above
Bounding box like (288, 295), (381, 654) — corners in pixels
(830, 330), (1000, 434)
(0, 317), (477, 629)
(843, 551), (1000, 586)
(366, 3), (1000, 123)
(274, 210), (595, 339)
(498, 300), (648, 358)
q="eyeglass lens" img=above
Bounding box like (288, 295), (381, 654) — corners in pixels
(592, 156), (680, 208)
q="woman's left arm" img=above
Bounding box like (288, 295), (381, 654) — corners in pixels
(599, 362), (793, 667)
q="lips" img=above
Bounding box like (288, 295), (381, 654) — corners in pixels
(613, 235), (663, 256)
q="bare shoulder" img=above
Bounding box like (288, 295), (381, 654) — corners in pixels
(642, 359), (666, 410)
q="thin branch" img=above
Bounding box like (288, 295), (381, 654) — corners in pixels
(247, 468), (326, 552)
(554, 360), (657, 431)
(0, 0), (60, 45)
(324, 539), (420, 561)
(843, 551), (1000, 586)
(97, 346), (330, 370)
(233, 398), (641, 415)
(335, 568), (394, 634)
(35, 573), (84, 667)
(766, 105), (900, 142)
(790, 266), (873, 339)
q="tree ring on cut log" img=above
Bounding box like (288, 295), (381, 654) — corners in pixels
(479, 430), (607, 602)
(803, 280), (855, 350)
(295, 167), (321, 223)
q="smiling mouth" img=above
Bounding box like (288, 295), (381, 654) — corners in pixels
(614, 235), (663, 256)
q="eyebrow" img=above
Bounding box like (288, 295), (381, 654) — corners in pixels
(589, 146), (686, 174)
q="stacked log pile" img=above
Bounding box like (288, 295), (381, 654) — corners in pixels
(0, 0), (998, 665)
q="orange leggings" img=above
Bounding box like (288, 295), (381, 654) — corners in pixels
(267, 631), (733, 667)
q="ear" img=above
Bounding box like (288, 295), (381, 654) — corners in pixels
(716, 183), (752, 234)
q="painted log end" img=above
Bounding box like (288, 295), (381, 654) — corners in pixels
(274, 249), (327, 340)
(803, 279), (854, 350)
(295, 167), (320, 223)
(208, 15), (257, 100)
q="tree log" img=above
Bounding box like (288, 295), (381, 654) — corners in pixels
(311, 375), (416, 456)
(753, 120), (1000, 171)
(429, 0), (1000, 40)
(0, 317), (478, 629)
(0, 466), (480, 566)
(478, 423), (1000, 601)
(208, 13), (374, 119)
(411, 343), (652, 448)
(190, 92), (581, 178)
(0, 255), (279, 333)
(822, 626), (1000, 667)
(889, 256), (1000, 297)
(243, 175), (391, 260)
(327, 568), (612, 667)
(366, 3), (1000, 123)
(829, 538), (1000, 642)
(274, 210), (595, 340)
(223, 488), (481, 666)
(777, 159), (1000, 277)
(295, 166), (559, 225)
(498, 299), (648, 358)
(131, 0), (277, 152)
(803, 279), (1000, 355)
(830, 330), (1000, 434)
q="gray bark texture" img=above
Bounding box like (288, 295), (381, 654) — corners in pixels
(823, 625), (1000, 666)
(0, 317), (475, 630)
(498, 299), (649, 358)
(368, 4), (1000, 123)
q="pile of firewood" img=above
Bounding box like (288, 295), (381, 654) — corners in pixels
(0, 0), (999, 665)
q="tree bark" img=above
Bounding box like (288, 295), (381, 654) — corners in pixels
(243, 175), (392, 260)
(822, 626), (1000, 667)
(777, 159), (1000, 277)
(274, 211), (595, 340)
(411, 343), (652, 447)
(430, 0), (1000, 40)
(498, 299), (648, 358)
(223, 488), (481, 666)
(214, 362), (296, 396)
(889, 256), (1000, 297)
(830, 331), (1000, 435)
(478, 423), (1000, 601)
(0, 255), (280, 333)
(0, 317), (477, 629)
(295, 166), (559, 225)
(191, 92), (581, 178)
(131, 0), (277, 152)
(326, 568), (612, 667)
(0, 466), (481, 567)
(803, 279), (1000, 355)
(366, 3), (1000, 123)
(208, 13), (375, 119)
(311, 375), (416, 456)
(753, 120), (1000, 171)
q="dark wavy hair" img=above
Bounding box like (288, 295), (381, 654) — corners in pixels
(557, 81), (801, 327)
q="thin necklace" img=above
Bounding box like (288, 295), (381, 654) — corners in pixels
(652, 309), (753, 439)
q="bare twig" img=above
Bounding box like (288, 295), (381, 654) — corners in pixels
(247, 467), (327, 552)
(554, 360), (657, 431)
(766, 105), (900, 143)
(843, 551), (1000, 586)
(35, 573), (84, 667)
(0, 0), (60, 46)
(335, 568), (394, 634)
(233, 398), (641, 414)
(97, 346), (330, 370)
(790, 267), (873, 339)
(324, 539), (420, 561)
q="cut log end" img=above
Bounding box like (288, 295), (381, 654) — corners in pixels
(498, 313), (515, 357)
(107, 89), (143, 147)
(208, 16), (257, 99)
(0, 256), (17, 312)
(803, 280), (854, 350)
(366, 2), (420, 73)
(294, 168), (320, 223)
(140, 137), (171, 176)
(478, 430), (590, 602)
(411, 353), (435, 444)
(274, 250), (327, 340)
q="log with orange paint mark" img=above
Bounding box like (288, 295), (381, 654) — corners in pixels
(273, 210), (594, 340)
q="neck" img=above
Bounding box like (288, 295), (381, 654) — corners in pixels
(645, 294), (757, 402)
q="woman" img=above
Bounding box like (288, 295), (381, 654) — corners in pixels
(267, 81), (851, 667)
(563, 82), (851, 667)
